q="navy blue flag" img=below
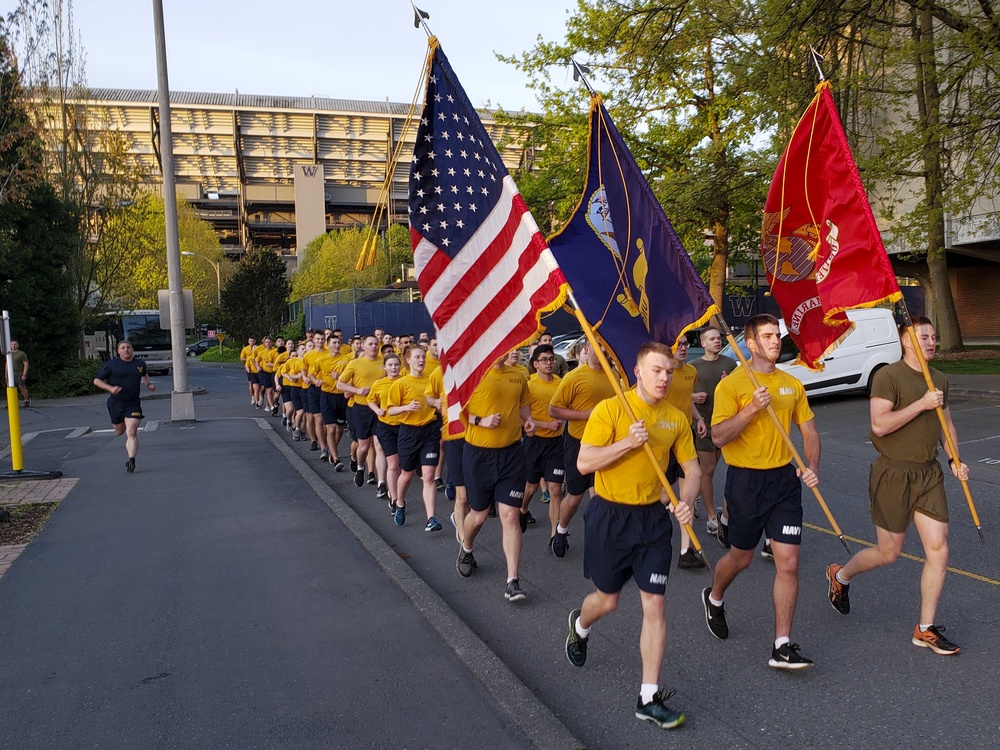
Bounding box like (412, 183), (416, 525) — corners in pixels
(548, 95), (718, 383)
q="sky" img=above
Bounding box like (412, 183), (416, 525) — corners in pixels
(9, 0), (579, 111)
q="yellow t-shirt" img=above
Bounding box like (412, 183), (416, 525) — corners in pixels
(463, 365), (530, 449)
(240, 344), (255, 371)
(549, 364), (618, 440)
(665, 361), (698, 425)
(712, 366), (814, 469)
(339, 356), (385, 407)
(258, 347), (278, 373)
(583, 389), (697, 506)
(527, 373), (563, 439)
(425, 354), (442, 376)
(368, 376), (402, 426)
(388, 374), (437, 427)
(315, 351), (342, 394)
(275, 350), (290, 368)
(282, 357), (304, 387)
(426, 366), (465, 440)
(302, 349), (323, 387)
(248, 344), (265, 374)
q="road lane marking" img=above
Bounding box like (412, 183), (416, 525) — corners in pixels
(805, 522), (1000, 586)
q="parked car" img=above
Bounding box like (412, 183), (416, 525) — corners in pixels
(186, 338), (218, 357)
(719, 307), (901, 397)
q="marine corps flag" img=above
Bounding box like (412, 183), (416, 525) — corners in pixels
(762, 80), (902, 370)
(549, 94), (718, 384)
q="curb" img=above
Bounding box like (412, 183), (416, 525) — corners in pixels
(259, 422), (585, 750)
(950, 388), (1000, 400)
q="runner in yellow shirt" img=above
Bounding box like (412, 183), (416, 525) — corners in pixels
(426, 362), (469, 544)
(239, 336), (258, 406)
(702, 314), (820, 670)
(520, 344), (564, 538)
(315, 334), (346, 467)
(564, 341), (698, 730)
(547, 342), (618, 557)
(338, 335), (386, 488)
(387, 345), (441, 530)
(257, 336), (280, 415)
(368, 352), (402, 507)
(456, 354), (534, 603)
(664, 337), (707, 569)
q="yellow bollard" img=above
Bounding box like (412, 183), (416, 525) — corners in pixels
(6, 386), (23, 472)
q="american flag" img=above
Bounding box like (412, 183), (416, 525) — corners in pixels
(409, 41), (566, 433)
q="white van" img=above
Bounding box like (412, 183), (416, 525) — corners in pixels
(720, 307), (902, 397)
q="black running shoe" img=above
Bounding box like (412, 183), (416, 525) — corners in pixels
(769, 642), (813, 669)
(524, 510), (536, 525)
(435, 477), (445, 491)
(488, 501), (497, 518)
(702, 587), (728, 639)
(354, 468), (365, 487)
(677, 548), (705, 569)
(716, 511), (730, 548)
(333, 459), (344, 472)
(271, 405), (280, 417)
(565, 609), (588, 667)
(367, 471), (376, 485)
(635, 689), (685, 729)
(912, 625), (961, 655)
(125, 457), (136, 473)
(826, 563), (850, 615)
(519, 511), (529, 534)
(456, 547), (477, 577)
(310, 441), (319, 451)
(376, 482), (388, 499)
(350, 459), (358, 473)
(761, 539), (774, 560)
(551, 531), (569, 558)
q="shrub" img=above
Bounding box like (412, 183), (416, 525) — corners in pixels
(199, 344), (241, 363)
(279, 313), (305, 343)
(33, 358), (102, 399)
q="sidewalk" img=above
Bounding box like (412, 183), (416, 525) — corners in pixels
(0, 417), (580, 749)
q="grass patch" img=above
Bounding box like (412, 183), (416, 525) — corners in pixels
(198, 345), (242, 363)
(0, 502), (59, 545)
(932, 358), (1000, 375)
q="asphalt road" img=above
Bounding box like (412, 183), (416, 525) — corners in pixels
(4, 361), (999, 749)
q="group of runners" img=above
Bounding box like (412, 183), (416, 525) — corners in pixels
(230, 313), (968, 731)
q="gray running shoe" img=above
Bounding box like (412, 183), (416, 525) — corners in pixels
(504, 578), (527, 602)
(456, 547), (477, 577)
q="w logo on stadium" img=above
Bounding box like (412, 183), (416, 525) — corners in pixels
(300, 165), (320, 178)
(729, 296), (756, 318)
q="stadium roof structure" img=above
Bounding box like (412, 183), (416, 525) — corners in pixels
(34, 88), (537, 256)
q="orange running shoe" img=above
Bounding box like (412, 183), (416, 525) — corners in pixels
(912, 625), (961, 655)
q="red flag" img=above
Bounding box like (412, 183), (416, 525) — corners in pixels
(762, 81), (901, 370)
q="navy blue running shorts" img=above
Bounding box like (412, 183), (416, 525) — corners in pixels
(583, 495), (673, 596)
(397, 420), (441, 472)
(375, 421), (399, 457)
(563, 433), (594, 496)
(259, 371), (275, 390)
(249, 371), (260, 386)
(108, 398), (144, 425)
(724, 464), (803, 550)
(348, 404), (377, 440)
(524, 434), (565, 484)
(307, 385), (322, 415)
(445, 438), (466, 488)
(464, 441), (527, 512)
(290, 388), (304, 411)
(320, 392), (348, 426)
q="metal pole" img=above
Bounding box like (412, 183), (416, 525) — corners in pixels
(2, 311), (23, 472)
(152, 0), (194, 420)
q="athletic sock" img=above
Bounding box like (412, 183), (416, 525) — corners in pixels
(709, 593), (724, 607)
(720, 515), (729, 526)
(775, 636), (790, 649)
(575, 619), (591, 639)
(919, 623), (933, 632)
(556, 523), (569, 535)
(640, 683), (658, 705)
(836, 570), (850, 586)
(462, 545), (473, 554)
(680, 547), (690, 554)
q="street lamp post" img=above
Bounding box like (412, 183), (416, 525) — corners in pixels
(181, 251), (221, 305)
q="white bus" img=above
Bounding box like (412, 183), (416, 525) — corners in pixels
(84, 310), (173, 374)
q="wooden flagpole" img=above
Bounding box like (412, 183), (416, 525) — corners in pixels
(566, 292), (713, 572)
(713, 314), (852, 554)
(898, 306), (984, 543)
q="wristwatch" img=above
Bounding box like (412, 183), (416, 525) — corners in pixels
(473, 416), (481, 426)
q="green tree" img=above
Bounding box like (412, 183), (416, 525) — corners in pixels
(219, 250), (289, 344)
(291, 224), (413, 300)
(103, 192), (227, 320)
(504, 0), (770, 306)
(0, 20), (79, 377)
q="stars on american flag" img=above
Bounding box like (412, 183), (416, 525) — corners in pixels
(409, 60), (507, 257)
